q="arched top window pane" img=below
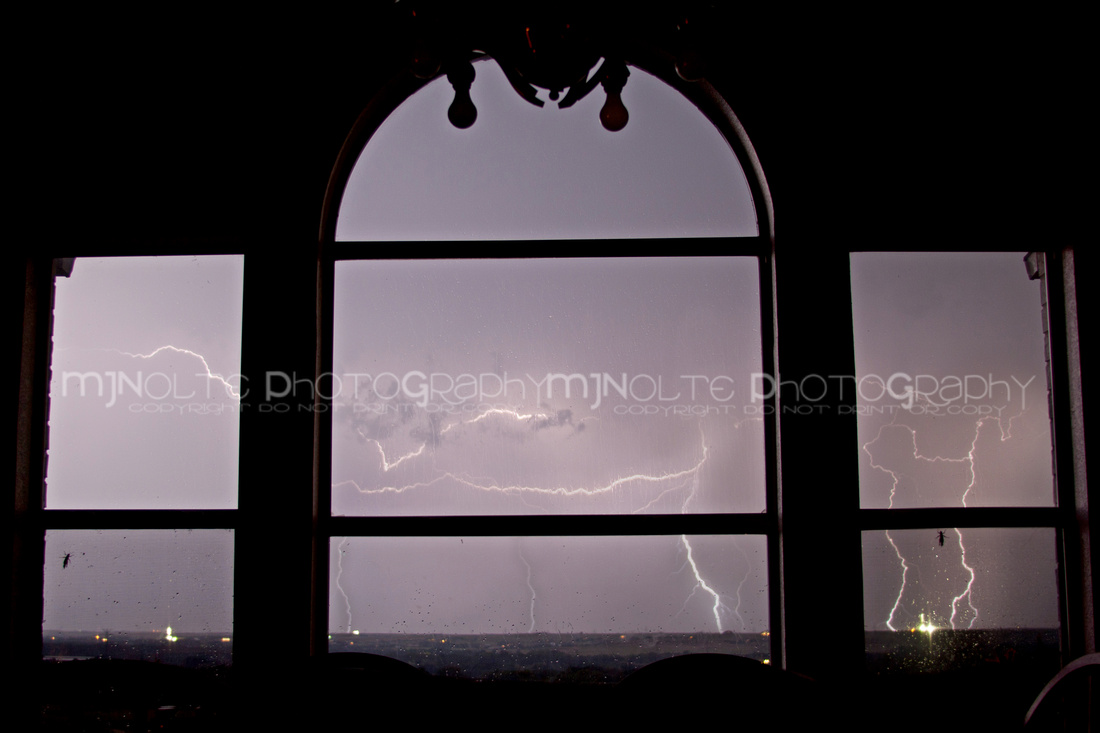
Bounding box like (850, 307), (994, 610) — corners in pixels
(336, 60), (758, 241)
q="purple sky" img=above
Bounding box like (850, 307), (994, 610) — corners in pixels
(331, 257), (765, 518)
(46, 255), (243, 511)
(336, 59), (757, 241)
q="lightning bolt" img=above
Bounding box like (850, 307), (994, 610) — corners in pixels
(881, 531), (911, 631)
(355, 428), (425, 471)
(664, 462), (750, 633)
(521, 550), (537, 633)
(335, 461), (709, 502)
(678, 533), (729, 632)
(334, 538), (353, 633)
(332, 409), (759, 636)
(338, 410), (768, 512)
(864, 404), (1024, 630)
(949, 528), (978, 629)
(115, 343), (240, 396)
(337, 405), (709, 507)
(58, 345), (242, 399)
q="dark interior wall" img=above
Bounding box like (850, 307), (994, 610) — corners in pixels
(13, 4), (1092, 713)
(29, 10), (1080, 245)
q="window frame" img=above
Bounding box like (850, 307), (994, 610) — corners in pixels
(9, 43), (1091, 722)
(318, 243), (778, 658)
(846, 245), (1089, 657)
(314, 52), (782, 664)
(13, 243), (247, 670)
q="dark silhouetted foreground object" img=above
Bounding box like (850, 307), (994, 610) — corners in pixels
(1024, 652), (1099, 731)
(38, 659), (233, 731)
(617, 653), (822, 726)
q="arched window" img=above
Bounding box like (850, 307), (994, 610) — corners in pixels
(317, 46), (779, 678)
(334, 60), (757, 241)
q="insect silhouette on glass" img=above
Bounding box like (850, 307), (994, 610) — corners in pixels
(937, 530), (946, 547)
(62, 553), (72, 569)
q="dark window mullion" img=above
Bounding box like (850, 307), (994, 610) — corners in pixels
(1042, 248), (1087, 658)
(328, 512), (771, 538)
(759, 246), (783, 665)
(329, 236), (769, 262)
(315, 245), (338, 655)
(847, 243), (1043, 254)
(859, 506), (1061, 532)
(43, 242), (247, 259)
(13, 255), (55, 673)
(41, 509), (238, 530)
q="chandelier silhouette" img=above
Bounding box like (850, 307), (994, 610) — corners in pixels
(399, 7), (707, 132)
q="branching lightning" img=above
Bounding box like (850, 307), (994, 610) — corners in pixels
(333, 407), (758, 635)
(356, 429), (424, 471)
(338, 406), (709, 506)
(678, 532), (730, 632)
(949, 528), (978, 629)
(56, 344), (243, 400)
(864, 405), (1025, 630)
(117, 345), (241, 398)
(667, 464), (750, 633)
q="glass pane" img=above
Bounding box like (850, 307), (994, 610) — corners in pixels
(851, 253), (1054, 508)
(331, 257), (765, 516)
(329, 535), (769, 682)
(335, 60), (757, 241)
(43, 529), (234, 667)
(46, 256), (244, 509)
(863, 527), (1060, 670)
